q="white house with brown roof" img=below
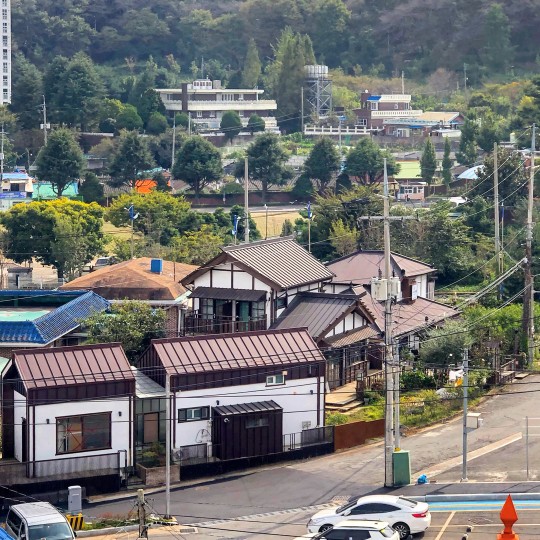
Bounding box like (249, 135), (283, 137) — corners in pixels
(0, 344), (135, 487)
(180, 237), (334, 335)
(138, 328), (328, 462)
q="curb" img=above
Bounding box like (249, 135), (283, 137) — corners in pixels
(77, 525), (139, 537)
(408, 493), (540, 503)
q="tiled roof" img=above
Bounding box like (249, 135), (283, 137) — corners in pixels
(14, 343), (134, 390)
(0, 291), (109, 344)
(223, 237), (334, 289)
(358, 294), (459, 337)
(327, 250), (435, 285)
(325, 324), (380, 347)
(149, 328), (324, 376)
(271, 293), (357, 340)
(60, 258), (197, 301)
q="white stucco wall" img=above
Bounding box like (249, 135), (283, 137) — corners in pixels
(325, 312), (367, 338)
(173, 377), (324, 449)
(13, 390), (26, 462)
(23, 398), (132, 464)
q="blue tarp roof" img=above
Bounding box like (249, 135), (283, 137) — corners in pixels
(367, 96), (381, 101)
(0, 291), (109, 344)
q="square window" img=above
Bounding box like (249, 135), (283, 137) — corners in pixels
(56, 413), (111, 454)
(266, 374), (285, 386)
(178, 406), (209, 422)
(196, 110), (202, 118)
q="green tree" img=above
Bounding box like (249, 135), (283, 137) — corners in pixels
(85, 301), (166, 363)
(11, 55), (43, 130)
(244, 132), (290, 202)
(418, 320), (472, 367)
(35, 128), (85, 197)
(172, 136), (223, 201)
(345, 138), (399, 183)
(330, 218), (358, 256)
(1, 199), (104, 277)
(481, 4), (513, 74)
(247, 114), (266, 135)
(281, 219), (294, 236)
(43, 56), (69, 124)
(108, 131), (154, 189)
(305, 138), (341, 193)
(116, 104), (144, 131)
(456, 116), (478, 166)
(56, 53), (104, 130)
(220, 110), (243, 143)
(442, 137), (453, 186)
(79, 172), (105, 204)
(477, 112), (502, 153)
(146, 112), (168, 135)
(241, 37), (261, 88)
(174, 112), (190, 130)
(292, 173), (315, 200)
(168, 225), (223, 264)
(152, 171), (171, 192)
(420, 138), (437, 186)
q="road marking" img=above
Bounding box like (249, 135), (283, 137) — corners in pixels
(434, 511), (454, 540)
(414, 432), (522, 478)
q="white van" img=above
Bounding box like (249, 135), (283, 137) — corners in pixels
(4, 503), (75, 540)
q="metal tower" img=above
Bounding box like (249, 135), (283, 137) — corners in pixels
(304, 65), (332, 120)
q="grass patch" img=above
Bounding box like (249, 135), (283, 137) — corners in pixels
(251, 211), (302, 239)
(82, 512), (137, 530)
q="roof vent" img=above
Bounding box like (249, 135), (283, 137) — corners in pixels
(150, 259), (163, 274)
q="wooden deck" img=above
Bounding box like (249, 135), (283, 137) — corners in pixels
(326, 369), (384, 412)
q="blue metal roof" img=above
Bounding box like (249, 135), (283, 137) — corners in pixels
(367, 96), (381, 101)
(0, 291), (109, 344)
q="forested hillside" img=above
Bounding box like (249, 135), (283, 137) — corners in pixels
(12, 0), (533, 84)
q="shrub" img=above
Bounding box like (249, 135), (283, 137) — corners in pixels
(400, 371), (437, 392)
(326, 412), (349, 426)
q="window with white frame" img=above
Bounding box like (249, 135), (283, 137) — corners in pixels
(56, 413), (111, 454)
(369, 102), (378, 110)
(266, 373), (285, 386)
(394, 103), (399, 109)
(178, 406), (210, 422)
(357, 118), (367, 126)
(196, 110), (202, 118)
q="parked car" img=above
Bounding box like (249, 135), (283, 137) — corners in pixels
(307, 495), (430, 539)
(296, 520), (399, 540)
(92, 256), (117, 270)
(4, 503), (75, 540)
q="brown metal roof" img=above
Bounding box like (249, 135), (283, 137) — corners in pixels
(182, 237), (334, 291)
(327, 250), (435, 285)
(150, 328), (325, 376)
(190, 287), (267, 302)
(358, 294), (459, 337)
(271, 293), (357, 340)
(213, 400), (282, 416)
(14, 343), (135, 390)
(60, 258), (197, 301)
(325, 325), (380, 347)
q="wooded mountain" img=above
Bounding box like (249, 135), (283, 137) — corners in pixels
(11, 0), (534, 85)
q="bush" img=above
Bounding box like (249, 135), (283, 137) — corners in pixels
(222, 182), (244, 195)
(326, 412), (349, 426)
(400, 371), (437, 392)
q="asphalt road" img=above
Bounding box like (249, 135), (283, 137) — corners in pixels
(84, 374), (540, 535)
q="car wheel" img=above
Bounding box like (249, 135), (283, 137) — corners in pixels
(393, 522), (411, 539)
(318, 524), (333, 533)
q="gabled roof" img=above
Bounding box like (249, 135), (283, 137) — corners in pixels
(148, 328), (324, 376)
(0, 291), (109, 345)
(271, 292), (368, 341)
(358, 294), (459, 338)
(182, 237), (334, 291)
(13, 343), (134, 390)
(327, 250), (435, 285)
(60, 258), (197, 301)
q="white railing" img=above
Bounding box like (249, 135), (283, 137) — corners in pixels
(371, 110), (423, 118)
(304, 125), (371, 135)
(160, 99), (277, 112)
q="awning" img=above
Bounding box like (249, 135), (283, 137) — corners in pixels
(190, 286), (267, 302)
(213, 400), (283, 416)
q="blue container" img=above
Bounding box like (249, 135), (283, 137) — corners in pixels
(150, 258), (163, 274)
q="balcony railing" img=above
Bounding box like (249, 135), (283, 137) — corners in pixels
(184, 311), (267, 335)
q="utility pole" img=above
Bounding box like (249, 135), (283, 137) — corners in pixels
(301, 87), (304, 137)
(164, 373), (171, 519)
(307, 201), (312, 253)
(393, 338), (401, 451)
(41, 95), (48, 145)
(401, 71), (405, 95)
(338, 118), (342, 157)
(461, 348), (469, 482)
(137, 489), (148, 539)
(171, 115), (176, 169)
(244, 157), (249, 243)
(523, 124), (536, 366)
(494, 143), (502, 277)
(463, 63), (468, 92)
(188, 113), (191, 136)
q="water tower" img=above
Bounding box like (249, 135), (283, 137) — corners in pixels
(304, 65), (332, 120)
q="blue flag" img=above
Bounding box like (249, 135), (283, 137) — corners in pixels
(307, 201), (312, 220)
(126, 204), (139, 220)
(232, 214), (239, 236)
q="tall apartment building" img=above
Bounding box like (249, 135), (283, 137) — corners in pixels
(156, 80), (278, 132)
(1, 0), (10, 104)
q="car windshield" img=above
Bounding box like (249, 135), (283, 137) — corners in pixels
(335, 500), (357, 514)
(398, 497), (419, 508)
(380, 526), (395, 538)
(28, 522), (73, 540)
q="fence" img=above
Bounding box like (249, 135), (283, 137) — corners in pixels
(334, 419), (385, 451)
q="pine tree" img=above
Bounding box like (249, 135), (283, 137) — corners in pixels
(482, 4), (513, 74)
(442, 137), (453, 186)
(456, 116), (478, 166)
(420, 137), (437, 185)
(241, 38), (261, 88)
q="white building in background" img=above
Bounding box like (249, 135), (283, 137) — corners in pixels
(156, 79), (278, 133)
(1, 0), (10, 103)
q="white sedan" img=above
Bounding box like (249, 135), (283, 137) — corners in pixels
(307, 495), (431, 539)
(297, 520), (399, 540)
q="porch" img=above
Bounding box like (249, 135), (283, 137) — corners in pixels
(183, 310), (267, 335)
(326, 369), (384, 412)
